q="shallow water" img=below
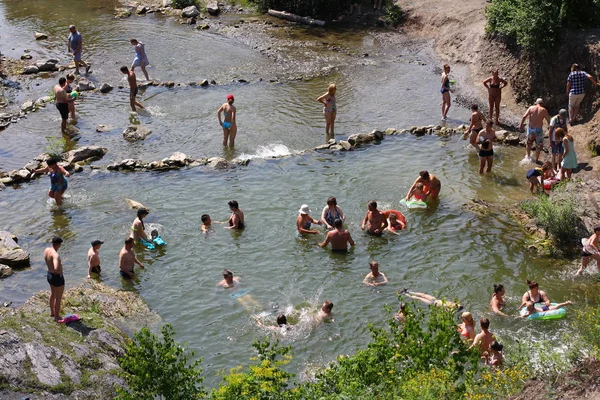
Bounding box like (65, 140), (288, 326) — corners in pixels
(1, 0), (597, 387)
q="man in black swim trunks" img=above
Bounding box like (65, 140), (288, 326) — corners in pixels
(54, 77), (74, 134)
(319, 218), (354, 253)
(120, 66), (144, 112)
(119, 237), (144, 279)
(87, 239), (103, 279)
(44, 236), (65, 322)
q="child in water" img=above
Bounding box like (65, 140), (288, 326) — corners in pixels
(520, 300), (572, 318)
(411, 183), (425, 201)
(487, 341), (504, 366)
(387, 213), (406, 232)
(201, 214), (212, 233)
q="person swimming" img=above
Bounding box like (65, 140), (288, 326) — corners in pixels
(226, 200), (245, 230)
(490, 284), (506, 316)
(297, 204), (322, 235)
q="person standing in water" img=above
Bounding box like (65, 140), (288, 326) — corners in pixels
(477, 120), (497, 174)
(483, 69), (508, 125)
(130, 208), (150, 243)
(578, 226), (600, 275)
(520, 98), (550, 163)
(120, 66), (144, 112)
(45, 236), (65, 322)
(32, 158), (71, 206)
(317, 84), (337, 138)
(130, 39), (150, 81)
(361, 200), (388, 236)
(319, 218), (354, 253)
(67, 25), (91, 75)
(320, 196), (345, 230)
(87, 239), (103, 279)
(466, 104), (486, 151)
(65, 74), (77, 121)
(405, 170), (441, 201)
(53, 77), (75, 134)
(440, 64), (452, 120)
(470, 318), (496, 357)
(218, 94), (237, 147)
(119, 237), (145, 279)
(490, 284), (506, 316)
(297, 204), (322, 235)
(226, 200), (245, 229)
(363, 261), (388, 286)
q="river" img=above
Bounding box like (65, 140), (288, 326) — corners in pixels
(0, 0), (593, 387)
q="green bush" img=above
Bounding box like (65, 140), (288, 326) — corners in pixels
(575, 305), (600, 356)
(486, 0), (600, 53)
(45, 137), (67, 159)
(384, 4), (404, 27)
(521, 195), (579, 247)
(171, 0), (197, 8)
(116, 324), (205, 400)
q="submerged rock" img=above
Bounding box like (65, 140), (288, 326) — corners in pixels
(123, 125), (152, 142)
(64, 146), (108, 163)
(20, 101), (34, 113)
(35, 59), (58, 72)
(100, 83), (113, 93)
(75, 78), (95, 91)
(115, 7), (132, 18)
(0, 231), (30, 269)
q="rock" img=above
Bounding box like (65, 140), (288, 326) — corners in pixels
(505, 133), (521, 146)
(20, 101), (34, 113)
(76, 78), (96, 91)
(196, 23), (210, 30)
(20, 54), (32, 60)
(64, 146), (108, 163)
(99, 83), (113, 93)
(384, 128), (396, 135)
(207, 2), (220, 15)
(339, 140), (353, 151)
(23, 65), (39, 74)
(413, 127), (427, 136)
(347, 132), (376, 145)
(330, 144), (344, 151)
(371, 129), (384, 140)
(315, 143), (334, 150)
(163, 81), (175, 87)
(187, 16), (197, 25)
(163, 152), (191, 167)
(136, 5), (147, 14)
(162, 0), (170, 6)
(0, 264), (12, 278)
(115, 8), (132, 18)
(35, 59), (58, 72)
(122, 125), (152, 142)
(0, 231), (30, 269)
(126, 199), (149, 211)
(208, 157), (230, 169)
(34, 32), (48, 40)
(495, 130), (509, 142)
(0, 182), (4, 191)
(15, 169), (31, 181)
(111, 159), (140, 170)
(96, 124), (111, 132)
(181, 5), (200, 18)
(199, 79), (209, 87)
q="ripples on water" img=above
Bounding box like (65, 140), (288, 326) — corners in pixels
(0, 0), (595, 387)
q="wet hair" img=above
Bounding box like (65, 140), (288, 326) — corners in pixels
(228, 200), (239, 209)
(490, 340), (503, 352)
(120, 66), (129, 73)
(137, 208), (149, 217)
(328, 84), (336, 95)
(461, 311), (474, 324)
(526, 280), (539, 289)
(493, 284), (504, 294)
(572, 63), (580, 71)
(415, 182), (424, 191)
(368, 200), (377, 209)
(201, 214), (210, 224)
(47, 158), (59, 166)
(323, 300), (334, 312)
(369, 260), (379, 269)
(130, 38), (138, 44)
(151, 229), (158, 238)
(59, 77), (66, 85)
(223, 269), (233, 278)
(594, 226), (600, 233)
(419, 171), (430, 180)
(471, 104), (479, 111)
(125, 237), (134, 244)
(327, 196), (337, 206)
(480, 318), (490, 329)
(66, 73), (75, 81)
(276, 314), (287, 326)
(333, 218), (343, 228)
(51, 236), (63, 245)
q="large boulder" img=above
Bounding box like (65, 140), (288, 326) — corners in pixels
(163, 152), (192, 167)
(20, 101), (34, 113)
(495, 130), (509, 142)
(181, 5), (200, 18)
(347, 132), (377, 145)
(504, 133), (521, 146)
(64, 146), (108, 163)
(35, 59), (58, 72)
(0, 231), (30, 269)
(122, 125), (152, 142)
(208, 157), (230, 169)
(99, 83), (113, 93)
(34, 32), (48, 40)
(206, 2), (220, 15)
(75, 78), (95, 91)
(23, 65), (39, 74)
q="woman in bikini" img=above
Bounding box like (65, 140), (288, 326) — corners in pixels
(477, 120), (497, 174)
(518, 280), (551, 311)
(483, 69), (508, 125)
(440, 64), (452, 120)
(320, 196), (345, 230)
(457, 311), (475, 341)
(226, 200), (245, 230)
(490, 284), (506, 316)
(297, 204), (322, 235)
(317, 84), (337, 138)
(467, 104), (486, 151)
(218, 94), (237, 147)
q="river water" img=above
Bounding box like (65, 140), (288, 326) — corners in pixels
(0, 0), (596, 386)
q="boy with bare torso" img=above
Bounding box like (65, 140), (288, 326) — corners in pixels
(44, 237), (65, 321)
(120, 66), (144, 112)
(87, 239), (103, 278)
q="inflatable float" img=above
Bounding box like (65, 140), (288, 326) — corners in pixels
(140, 235), (167, 250)
(230, 288), (251, 299)
(382, 210), (407, 231)
(519, 303), (567, 320)
(400, 198), (427, 209)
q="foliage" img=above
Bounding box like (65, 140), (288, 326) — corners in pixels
(384, 4), (404, 27)
(45, 136), (67, 159)
(575, 305), (600, 357)
(116, 323), (205, 400)
(486, 0), (600, 53)
(521, 194), (579, 248)
(171, 0), (197, 8)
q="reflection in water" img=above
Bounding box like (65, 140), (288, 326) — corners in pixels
(49, 208), (73, 242)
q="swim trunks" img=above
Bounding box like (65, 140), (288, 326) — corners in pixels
(331, 248), (348, 254)
(130, 87), (139, 97)
(527, 127), (544, 146)
(56, 102), (69, 120)
(551, 141), (564, 155)
(581, 249), (592, 257)
(91, 265), (101, 274)
(47, 272), (65, 287)
(120, 270), (134, 279)
(479, 149), (494, 157)
(366, 230), (383, 237)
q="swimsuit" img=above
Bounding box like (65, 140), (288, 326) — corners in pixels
(366, 230), (383, 237)
(47, 271), (65, 287)
(527, 127), (544, 146)
(50, 171), (68, 192)
(222, 121), (232, 129)
(130, 87), (139, 97)
(323, 95), (336, 113)
(56, 102), (69, 120)
(229, 213), (245, 229)
(331, 248), (348, 254)
(526, 168), (542, 179)
(324, 207), (342, 227)
(302, 221), (312, 230)
(525, 291), (549, 311)
(90, 265), (101, 274)
(478, 136), (494, 157)
(490, 83), (501, 89)
(440, 76), (450, 93)
(120, 269), (134, 279)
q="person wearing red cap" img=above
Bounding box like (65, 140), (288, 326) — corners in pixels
(218, 94), (237, 147)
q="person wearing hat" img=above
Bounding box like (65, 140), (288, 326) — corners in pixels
(87, 240), (103, 279)
(549, 109), (569, 173)
(519, 98), (549, 163)
(44, 236), (65, 322)
(297, 204), (322, 235)
(218, 94), (237, 147)
(566, 63), (599, 125)
(131, 208), (150, 243)
(67, 25), (91, 75)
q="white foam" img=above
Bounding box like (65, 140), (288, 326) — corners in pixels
(145, 106), (165, 116)
(237, 144), (294, 161)
(519, 156), (535, 166)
